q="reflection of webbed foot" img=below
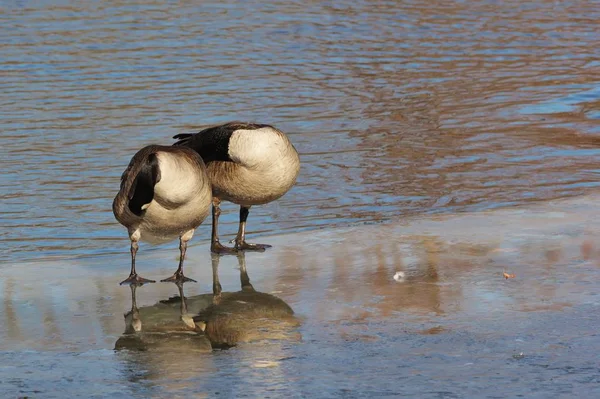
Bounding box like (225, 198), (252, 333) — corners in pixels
(234, 241), (272, 252)
(120, 274), (155, 286)
(160, 273), (196, 284)
(211, 241), (239, 255)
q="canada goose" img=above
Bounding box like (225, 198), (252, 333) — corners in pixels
(112, 145), (212, 285)
(173, 122), (300, 254)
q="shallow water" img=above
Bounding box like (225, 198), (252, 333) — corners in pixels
(3, 195), (600, 397)
(2, 0), (600, 263)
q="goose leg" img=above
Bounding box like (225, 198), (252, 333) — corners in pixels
(120, 239), (156, 286)
(161, 230), (197, 283)
(234, 206), (272, 252)
(210, 197), (238, 255)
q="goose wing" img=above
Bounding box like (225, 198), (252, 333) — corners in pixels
(173, 122), (273, 163)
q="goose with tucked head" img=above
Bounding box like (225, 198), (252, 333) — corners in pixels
(173, 122), (300, 254)
(112, 145), (212, 285)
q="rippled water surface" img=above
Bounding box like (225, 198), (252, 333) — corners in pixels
(2, 0), (599, 263)
(2, 1), (600, 397)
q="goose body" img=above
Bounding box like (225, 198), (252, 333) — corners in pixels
(173, 122), (300, 253)
(113, 145), (212, 284)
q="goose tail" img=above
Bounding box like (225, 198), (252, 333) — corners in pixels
(172, 133), (195, 147)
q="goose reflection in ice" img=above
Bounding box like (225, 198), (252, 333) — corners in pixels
(114, 283), (215, 393)
(195, 253), (301, 348)
(114, 282), (212, 352)
(115, 253), (300, 351)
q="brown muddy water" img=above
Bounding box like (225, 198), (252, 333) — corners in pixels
(1, 0), (600, 397)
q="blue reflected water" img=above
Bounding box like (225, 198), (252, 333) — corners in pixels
(2, 0), (600, 264)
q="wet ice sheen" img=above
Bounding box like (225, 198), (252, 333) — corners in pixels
(3, 195), (600, 397)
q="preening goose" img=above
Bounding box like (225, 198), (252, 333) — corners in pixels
(112, 145), (212, 285)
(173, 122), (300, 254)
